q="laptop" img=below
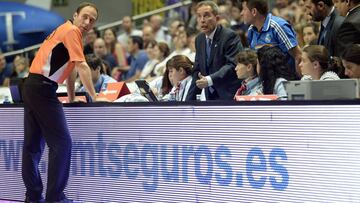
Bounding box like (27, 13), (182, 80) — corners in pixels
(284, 79), (359, 100)
(135, 80), (158, 102)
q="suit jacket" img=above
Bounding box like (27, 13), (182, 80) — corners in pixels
(318, 9), (344, 56)
(335, 6), (360, 56)
(186, 25), (243, 100)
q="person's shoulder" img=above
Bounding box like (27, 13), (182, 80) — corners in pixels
(102, 74), (117, 83)
(270, 15), (290, 26)
(59, 21), (81, 36)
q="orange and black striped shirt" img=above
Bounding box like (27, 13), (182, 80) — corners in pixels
(29, 20), (85, 83)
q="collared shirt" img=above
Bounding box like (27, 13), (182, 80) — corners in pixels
(122, 50), (148, 81)
(347, 4), (360, 16)
(322, 6), (335, 28)
(169, 75), (192, 101)
(243, 77), (262, 96)
(320, 6), (335, 40)
(247, 13), (298, 69)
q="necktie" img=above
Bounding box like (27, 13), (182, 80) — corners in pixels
(233, 83), (247, 100)
(206, 38), (212, 64)
(318, 24), (326, 45)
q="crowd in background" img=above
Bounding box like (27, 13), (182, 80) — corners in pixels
(1, 0), (360, 101)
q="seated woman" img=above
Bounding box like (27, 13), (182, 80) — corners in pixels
(103, 28), (127, 68)
(233, 50), (262, 98)
(299, 45), (341, 80)
(257, 46), (297, 99)
(341, 44), (360, 78)
(166, 55), (193, 101)
(78, 54), (116, 93)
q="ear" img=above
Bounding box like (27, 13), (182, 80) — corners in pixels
(346, 0), (350, 6)
(73, 12), (78, 20)
(215, 15), (221, 22)
(313, 61), (320, 69)
(317, 1), (325, 9)
(246, 64), (252, 72)
(251, 8), (257, 16)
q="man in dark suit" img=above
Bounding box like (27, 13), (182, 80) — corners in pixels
(335, 0), (360, 56)
(186, 1), (243, 101)
(305, 0), (344, 56)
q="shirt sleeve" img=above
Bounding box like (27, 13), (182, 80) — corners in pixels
(63, 28), (85, 63)
(273, 22), (298, 52)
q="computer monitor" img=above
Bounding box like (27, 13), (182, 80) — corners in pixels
(135, 80), (158, 102)
(284, 79), (359, 100)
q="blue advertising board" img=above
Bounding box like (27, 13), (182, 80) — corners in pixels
(1, 103), (360, 202)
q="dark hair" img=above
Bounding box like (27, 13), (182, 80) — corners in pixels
(104, 28), (118, 53)
(85, 54), (102, 71)
(90, 27), (100, 38)
(243, 0), (268, 15)
(76, 2), (98, 19)
(130, 35), (144, 50)
(156, 42), (170, 59)
(166, 55), (194, 76)
(257, 46), (296, 94)
(161, 67), (172, 95)
(196, 1), (219, 15)
(341, 44), (360, 65)
(350, 0), (360, 4)
(311, 0), (334, 7)
(303, 45), (342, 74)
(235, 50), (258, 76)
(145, 39), (157, 49)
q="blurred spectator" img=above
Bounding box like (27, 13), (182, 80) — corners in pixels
(149, 61), (173, 100)
(186, 1), (243, 101)
(333, 0), (348, 16)
(168, 19), (185, 51)
(120, 36), (149, 82)
(140, 40), (159, 79)
(341, 44), (360, 78)
(234, 50), (262, 98)
(84, 27), (100, 55)
(299, 45), (341, 80)
(229, 2), (249, 33)
(103, 28), (127, 67)
(302, 22), (319, 46)
(155, 24), (192, 74)
(186, 28), (198, 62)
(257, 46), (297, 99)
(151, 42), (171, 78)
(335, 0), (360, 56)
(117, 16), (142, 50)
(78, 54), (116, 93)
(305, 0), (344, 56)
(150, 14), (171, 44)
(11, 55), (29, 79)
(93, 38), (119, 70)
(166, 55), (193, 101)
(0, 52), (12, 86)
(142, 25), (156, 49)
(241, 0), (302, 75)
(272, 0), (290, 18)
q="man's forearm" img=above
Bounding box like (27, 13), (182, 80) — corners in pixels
(66, 69), (77, 102)
(77, 62), (97, 101)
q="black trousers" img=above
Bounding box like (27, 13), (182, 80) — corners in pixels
(22, 73), (71, 201)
